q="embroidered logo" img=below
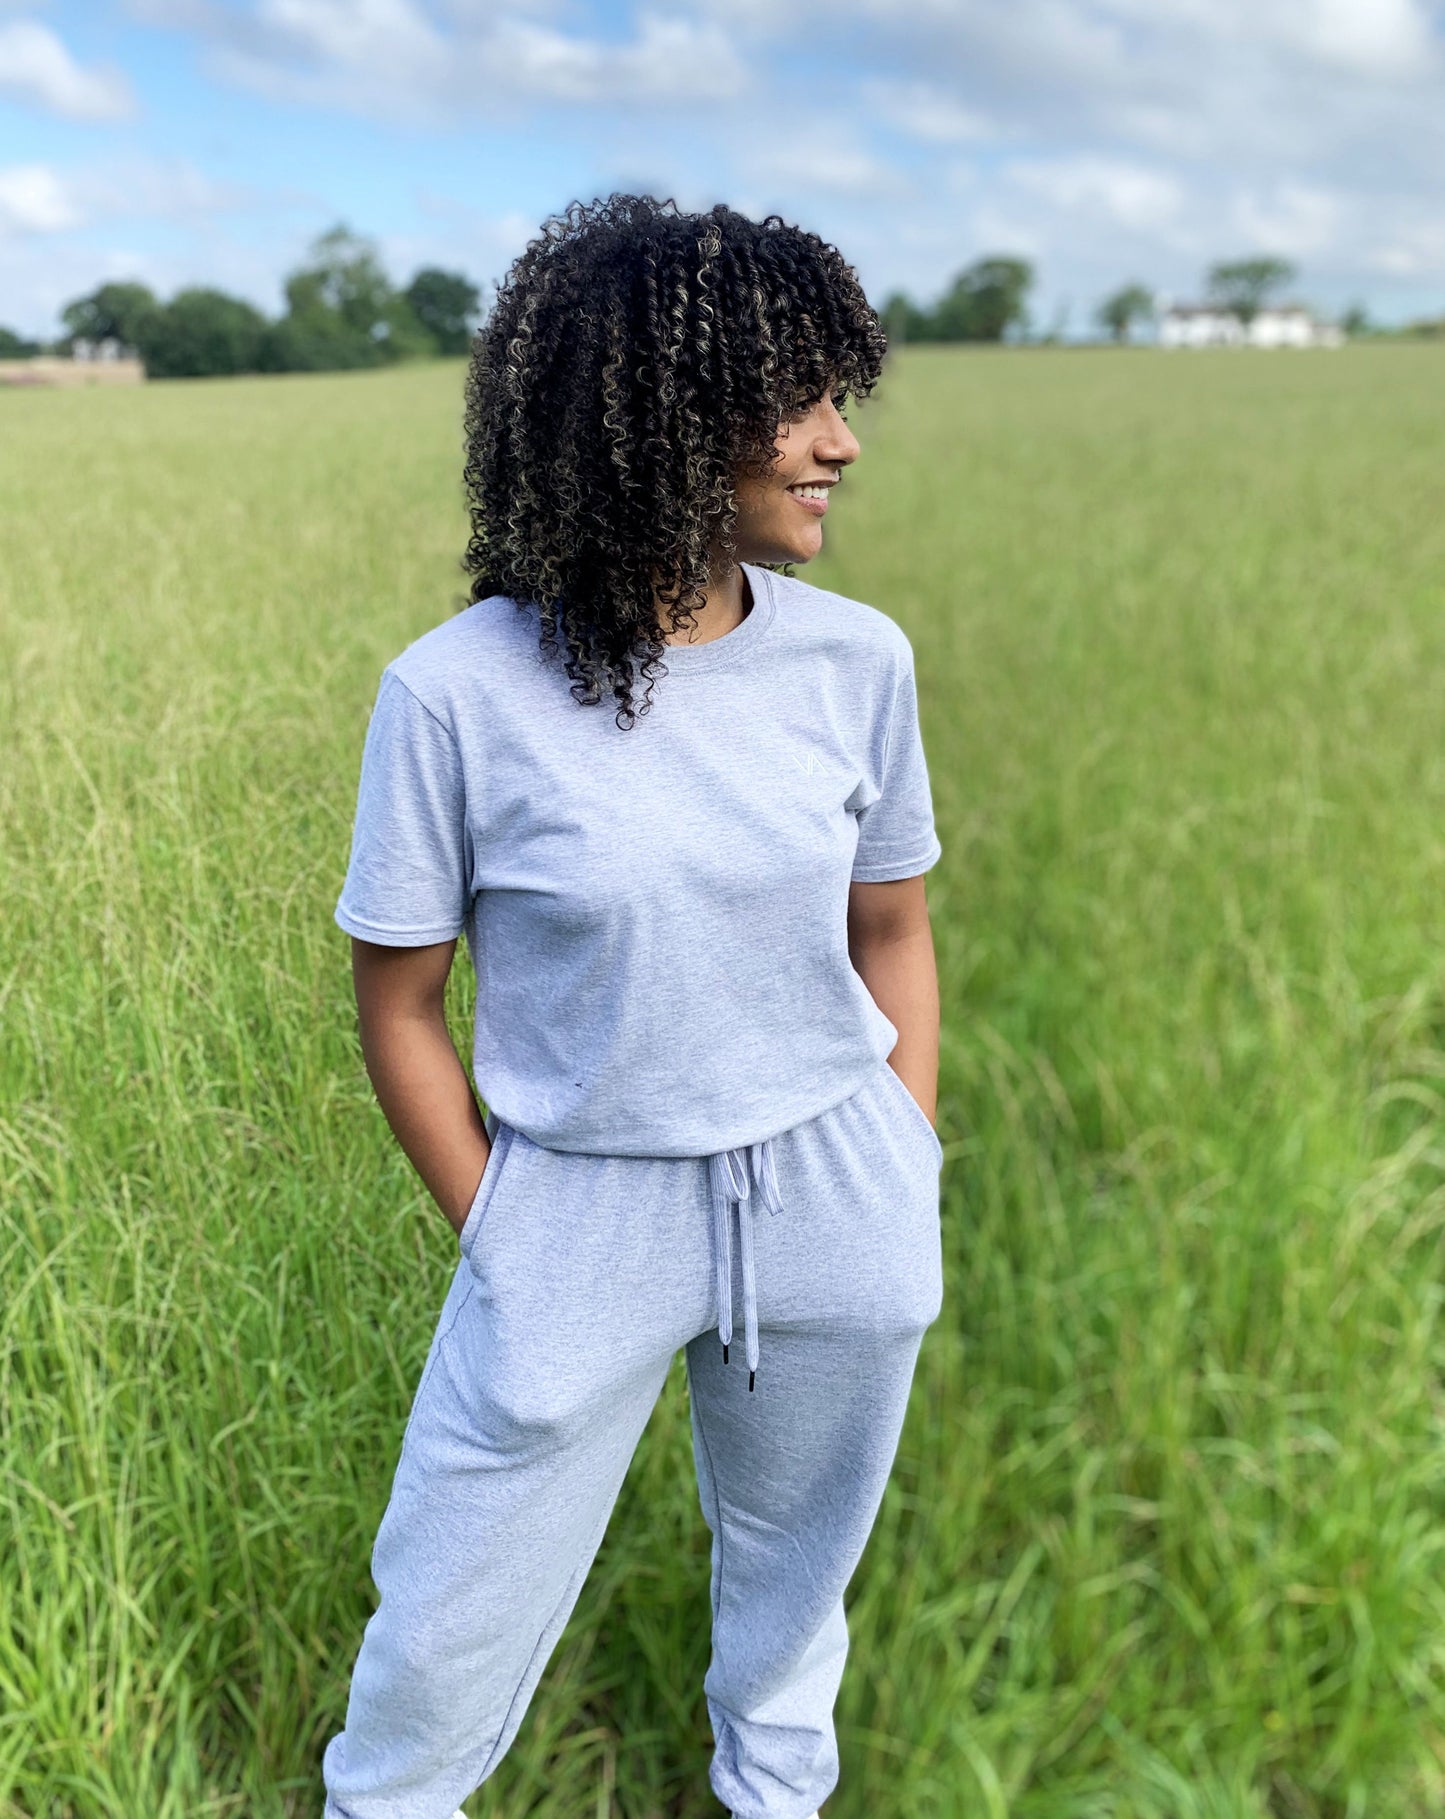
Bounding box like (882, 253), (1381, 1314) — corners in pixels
(790, 750), (828, 777)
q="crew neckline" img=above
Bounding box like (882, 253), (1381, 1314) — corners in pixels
(656, 563), (778, 677)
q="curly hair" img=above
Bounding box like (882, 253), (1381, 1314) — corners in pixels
(462, 193), (888, 728)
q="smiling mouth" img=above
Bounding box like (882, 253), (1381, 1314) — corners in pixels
(786, 483), (832, 515)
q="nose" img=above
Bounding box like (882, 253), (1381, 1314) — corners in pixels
(815, 396), (860, 469)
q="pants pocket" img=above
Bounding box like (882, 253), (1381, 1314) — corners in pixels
(878, 1060), (944, 1168)
(458, 1124), (516, 1266)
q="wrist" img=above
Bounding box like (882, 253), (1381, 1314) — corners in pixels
(441, 1136), (492, 1236)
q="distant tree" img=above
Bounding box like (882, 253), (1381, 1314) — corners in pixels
(404, 267), (481, 356)
(931, 256), (1034, 342)
(880, 290), (932, 347)
(273, 225), (386, 368)
(1340, 302), (1372, 338)
(60, 281), (158, 349)
(258, 314), (371, 373)
(265, 224), (428, 370)
(1096, 282), (1155, 344)
(878, 259), (1034, 345)
(285, 225), (391, 331)
(0, 326), (41, 357)
(1206, 257), (1295, 326)
(135, 288), (269, 378)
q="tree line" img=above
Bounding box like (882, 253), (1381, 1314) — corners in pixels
(883, 253), (1439, 344)
(5, 235), (1439, 371)
(882, 255), (1315, 345)
(0, 225), (481, 377)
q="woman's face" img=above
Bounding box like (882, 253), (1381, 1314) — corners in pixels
(730, 393), (861, 568)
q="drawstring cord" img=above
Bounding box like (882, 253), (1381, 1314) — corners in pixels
(708, 1140), (785, 1390)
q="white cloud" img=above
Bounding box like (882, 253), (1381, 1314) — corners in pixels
(0, 18), (136, 119)
(257, 0), (435, 67)
(242, 0), (449, 88)
(1300, 0), (1436, 76)
(823, 0), (1445, 171)
(145, 0), (745, 118)
(1008, 155), (1185, 232)
(1233, 182), (1341, 257)
(1160, 0), (1439, 79)
(864, 79), (994, 145)
(1367, 215), (1445, 276)
(1089, 0), (1434, 60)
(742, 143), (902, 200)
(0, 157), (251, 239)
(487, 13), (745, 103)
(0, 163), (83, 233)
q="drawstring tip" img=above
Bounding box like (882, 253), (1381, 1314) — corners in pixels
(722, 1342), (729, 1365)
(748, 1370), (756, 1392)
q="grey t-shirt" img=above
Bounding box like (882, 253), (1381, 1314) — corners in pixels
(335, 562), (942, 1156)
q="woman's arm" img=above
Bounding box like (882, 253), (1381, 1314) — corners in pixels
(351, 936), (492, 1235)
(846, 875), (940, 1126)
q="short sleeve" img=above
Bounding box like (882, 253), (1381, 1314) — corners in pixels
(334, 668), (473, 945)
(851, 640), (943, 883)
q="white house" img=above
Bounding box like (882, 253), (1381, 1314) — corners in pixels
(1159, 305), (1243, 348)
(1159, 304), (1343, 349)
(71, 336), (137, 362)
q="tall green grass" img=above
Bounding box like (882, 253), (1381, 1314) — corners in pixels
(2, 347), (1443, 1818)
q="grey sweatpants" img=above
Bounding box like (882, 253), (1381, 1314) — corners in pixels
(322, 1058), (944, 1819)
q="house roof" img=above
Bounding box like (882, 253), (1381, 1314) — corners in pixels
(1162, 302), (1316, 320)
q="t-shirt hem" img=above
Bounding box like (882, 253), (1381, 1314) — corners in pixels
(482, 1068), (884, 1158)
(850, 840), (942, 883)
(334, 905), (464, 946)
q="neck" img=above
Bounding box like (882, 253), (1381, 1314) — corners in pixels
(660, 558), (751, 646)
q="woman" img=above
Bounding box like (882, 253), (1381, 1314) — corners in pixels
(324, 193), (944, 1819)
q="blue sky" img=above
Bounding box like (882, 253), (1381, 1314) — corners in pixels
(3, 0), (1444, 337)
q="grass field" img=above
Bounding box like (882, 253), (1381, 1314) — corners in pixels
(2, 344), (1444, 1819)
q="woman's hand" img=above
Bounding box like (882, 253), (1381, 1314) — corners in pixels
(350, 937), (492, 1235)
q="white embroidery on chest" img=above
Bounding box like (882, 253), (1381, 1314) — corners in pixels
(790, 749), (828, 777)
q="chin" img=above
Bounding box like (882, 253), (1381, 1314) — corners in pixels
(779, 532), (824, 565)
(745, 528), (824, 566)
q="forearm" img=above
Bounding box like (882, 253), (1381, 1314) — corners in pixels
(851, 916), (939, 1127)
(358, 1010), (491, 1234)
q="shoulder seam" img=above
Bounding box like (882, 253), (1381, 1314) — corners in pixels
(383, 666), (464, 756)
(771, 571), (912, 641)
